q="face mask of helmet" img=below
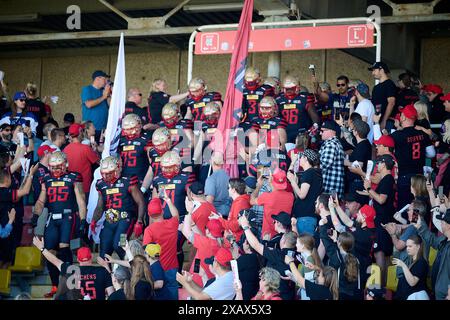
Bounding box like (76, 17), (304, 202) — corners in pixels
(259, 106), (274, 119)
(204, 114), (219, 126)
(154, 141), (170, 156)
(284, 87), (297, 99)
(161, 164), (179, 179)
(101, 168), (120, 184)
(163, 115), (178, 129)
(245, 80), (260, 91)
(189, 88), (205, 102)
(122, 126), (141, 140)
(49, 163), (66, 178)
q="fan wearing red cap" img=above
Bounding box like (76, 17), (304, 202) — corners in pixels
(143, 196), (180, 300)
(371, 135), (398, 190)
(90, 156), (145, 261)
(250, 167), (294, 239)
(181, 208), (224, 287)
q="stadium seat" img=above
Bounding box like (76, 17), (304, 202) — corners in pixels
(386, 265), (398, 292)
(8, 247), (43, 272)
(428, 247), (437, 267)
(0, 269), (11, 295)
(365, 264), (381, 288)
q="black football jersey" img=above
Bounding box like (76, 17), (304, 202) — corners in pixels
(183, 92), (222, 122)
(118, 132), (152, 182)
(96, 176), (138, 216)
(42, 172), (82, 213)
(242, 84), (274, 122)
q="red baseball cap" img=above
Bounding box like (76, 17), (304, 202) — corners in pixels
(440, 92), (450, 102)
(37, 145), (56, 158)
(271, 167), (287, 190)
(399, 104), (418, 120)
(77, 247), (92, 262)
(374, 135), (395, 148)
(205, 248), (232, 267)
(44, 104), (52, 114)
(148, 198), (162, 216)
(424, 84), (443, 95)
(68, 123), (85, 137)
(360, 204), (376, 229)
(206, 219), (224, 238)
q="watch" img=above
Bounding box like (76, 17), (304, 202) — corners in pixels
(40, 248), (45, 253)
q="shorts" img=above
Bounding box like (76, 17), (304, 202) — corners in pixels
(44, 212), (79, 250)
(373, 226), (393, 256)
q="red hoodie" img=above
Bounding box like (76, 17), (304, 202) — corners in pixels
(220, 194), (251, 242)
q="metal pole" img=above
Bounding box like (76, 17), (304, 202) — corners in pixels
(187, 29), (198, 85)
(267, 52), (281, 78)
(374, 21), (382, 86)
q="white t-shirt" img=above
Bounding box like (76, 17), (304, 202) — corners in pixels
(355, 98), (375, 143)
(203, 271), (235, 300)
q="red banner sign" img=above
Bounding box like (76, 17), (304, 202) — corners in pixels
(195, 24), (374, 55)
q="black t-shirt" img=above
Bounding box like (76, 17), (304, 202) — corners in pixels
(0, 187), (16, 226)
(134, 280), (154, 300)
(348, 139), (372, 181)
(350, 225), (375, 270)
(304, 279), (333, 300)
(396, 88), (419, 109)
(371, 79), (397, 118)
(395, 258), (428, 300)
(108, 288), (127, 300)
(292, 168), (323, 218)
(415, 118), (431, 130)
(373, 174), (395, 225)
(237, 253), (260, 300)
(148, 91), (170, 124)
(61, 262), (113, 300)
(263, 246), (296, 300)
(125, 101), (150, 125)
(263, 233), (282, 249)
(392, 127), (432, 176)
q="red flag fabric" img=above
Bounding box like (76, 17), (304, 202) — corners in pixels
(211, 0), (254, 178)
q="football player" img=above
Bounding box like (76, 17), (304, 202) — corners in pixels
(242, 67), (274, 122)
(183, 77), (222, 122)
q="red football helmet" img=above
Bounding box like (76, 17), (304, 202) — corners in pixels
(259, 96), (278, 119)
(121, 114), (142, 140)
(48, 151), (67, 178)
(100, 156), (122, 184)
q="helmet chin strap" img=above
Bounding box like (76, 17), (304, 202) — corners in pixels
(163, 118), (177, 129)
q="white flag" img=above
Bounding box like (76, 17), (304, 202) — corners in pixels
(87, 33), (127, 243)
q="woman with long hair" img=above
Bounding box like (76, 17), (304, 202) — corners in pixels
(414, 101), (433, 137)
(410, 175), (431, 225)
(435, 119), (450, 194)
(108, 266), (133, 300)
(0, 91), (38, 135)
(130, 254), (154, 300)
(392, 235), (429, 300)
(148, 79), (189, 124)
(295, 233), (322, 300)
(235, 267), (282, 300)
(320, 229), (363, 300)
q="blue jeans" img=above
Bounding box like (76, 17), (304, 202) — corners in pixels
(164, 268), (178, 300)
(296, 216), (318, 236)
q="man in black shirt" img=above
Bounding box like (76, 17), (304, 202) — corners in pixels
(33, 237), (114, 300)
(391, 104), (435, 210)
(369, 62), (397, 130)
(125, 88), (156, 131)
(239, 214), (297, 300)
(263, 211), (291, 249)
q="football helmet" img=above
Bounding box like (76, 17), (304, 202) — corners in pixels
(188, 77), (206, 102)
(152, 127), (172, 156)
(161, 103), (179, 129)
(282, 75), (300, 99)
(121, 113), (142, 140)
(259, 96), (278, 119)
(203, 101), (221, 127)
(263, 76), (280, 95)
(244, 67), (261, 91)
(48, 151), (68, 178)
(100, 156), (122, 184)
(160, 150), (181, 179)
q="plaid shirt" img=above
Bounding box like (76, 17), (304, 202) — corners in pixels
(251, 180), (271, 240)
(319, 136), (345, 198)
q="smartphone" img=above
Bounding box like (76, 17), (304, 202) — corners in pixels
(287, 250), (295, 258)
(193, 258), (201, 273)
(375, 104), (382, 115)
(119, 233), (127, 247)
(231, 260), (239, 282)
(334, 108), (341, 120)
(331, 189), (337, 199)
(17, 132), (24, 147)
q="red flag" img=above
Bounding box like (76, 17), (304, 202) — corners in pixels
(211, 0), (254, 178)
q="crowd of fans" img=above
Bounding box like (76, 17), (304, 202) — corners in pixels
(0, 61), (449, 301)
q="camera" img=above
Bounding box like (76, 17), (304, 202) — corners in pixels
(239, 209), (251, 219)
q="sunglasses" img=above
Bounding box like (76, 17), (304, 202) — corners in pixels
(336, 83), (347, 87)
(18, 99), (26, 102)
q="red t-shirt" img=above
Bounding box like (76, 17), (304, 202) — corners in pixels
(192, 202), (217, 235)
(189, 233), (220, 287)
(63, 142), (99, 193)
(143, 217), (179, 271)
(220, 194), (251, 242)
(257, 190), (294, 239)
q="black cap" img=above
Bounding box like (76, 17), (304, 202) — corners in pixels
(368, 62), (390, 73)
(189, 181), (204, 196)
(92, 70), (110, 80)
(376, 154), (394, 168)
(271, 212), (291, 227)
(63, 113), (75, 123)
(244, 176), (257, 189)
(321, 120), (341, 136)
(0, 123), (12, 131)
(436, 209), (450, 224)
(345, 193), (368, 206)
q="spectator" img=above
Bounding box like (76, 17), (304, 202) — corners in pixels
(144, 243), (172, 300)
(148, 79), (189, 124)
(24, 82), (46, 139)
(130, 255), (154, 300)
(205, 152), (231, 216)
(435, 118), (450, 193)
(0, 208), (15, 239)
(423, 84), (444, 123)
(63, 123), (99, 196)
(213, 178), (251, 242)
(81, 70), (111, 131)
(0, 74), (10, 116)
(287, 149), (322, 235)
(125, 88), (155, 131)
(108, 266), (132, 300)
(440, 92), (450, 121)
(331, 75), (353, 120)
(143, 197), (179, 300)
(250, 168), (294, 240)
(361, 154), (396, 286)
(188, 181), (217, 235)
(0, 91), (38, 135)
(390, 104), (435, 210)
(0, 123), (13, 153)
(414, 208), (450, 300)
(40, 123), (57, 147)
(233, 234), (260, 300)
(239, 213), (297, 300)
(62, 113), (75, 136)
(49, 128), (66, 151)
(414, 101), (432, 138)
(392, 235), (429, 300)
(396, 73), (419, 109)
(176, 247), (235, 300)
(265, 212), (292, 249)
(81, 121), (104, 153)
(410, 175), (431, 224)
(369, 62), (397, 130)
(319, 120), (345, 198)
(351, 82), (375, 143)
(235, 267), (282, 300)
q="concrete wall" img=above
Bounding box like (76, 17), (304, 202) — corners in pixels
(0, 38), (448, 125)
